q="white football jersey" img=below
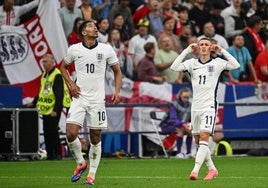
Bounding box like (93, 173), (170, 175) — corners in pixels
(182, 57), (227, 111)
(64, 42), (119, 103)
(171, 49), (240, 111)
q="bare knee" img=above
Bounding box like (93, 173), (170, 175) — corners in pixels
(90, 129), (102, 145)
(66, 123), (80, 142)
(199, 132), (210, 142)
(194, 135), (200, 144)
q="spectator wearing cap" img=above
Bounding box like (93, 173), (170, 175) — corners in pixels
(128, 18), (158, 80)
(243, 15), (266, 62)
(158, 17), (182, 54)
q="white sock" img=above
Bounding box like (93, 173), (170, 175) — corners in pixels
(192, 141), (208, 174)
(88, 142), (102, 179)
(67, 137), (85, 165)
(205, 148), (216, 170)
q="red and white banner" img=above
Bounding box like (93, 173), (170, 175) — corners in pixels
(105, 73), (227, 133)
(0, 0), (68, 104)
(105, 72), (173, 133)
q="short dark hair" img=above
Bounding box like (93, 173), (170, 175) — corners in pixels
(177, 5), (189, 13)
(247, 15), (262, 27)
(232, 34), (244, 42)
(113, 13), (123, 20)
(198, 37), (212, 43)
(144, 42), (155, 53)
(78, 19), (96, 37)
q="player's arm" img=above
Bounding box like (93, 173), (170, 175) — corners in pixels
(60, 60), (80, 98)
(170, 44), (196, 71)
(110, 63), (122, 104)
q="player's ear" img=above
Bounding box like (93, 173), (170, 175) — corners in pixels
(82, 30), (87, 37)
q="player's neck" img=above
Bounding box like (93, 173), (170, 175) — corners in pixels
(83, 38), (97, 48)
(199, 55), (210, 63)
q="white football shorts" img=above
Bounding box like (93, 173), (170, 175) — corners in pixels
(191, 110), (216, 135)
(66, 97), (107, 129)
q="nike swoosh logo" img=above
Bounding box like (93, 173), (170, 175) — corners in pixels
(193, 67), (205, 70)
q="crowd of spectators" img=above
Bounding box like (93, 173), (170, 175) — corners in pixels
(1, 0), (268, 85)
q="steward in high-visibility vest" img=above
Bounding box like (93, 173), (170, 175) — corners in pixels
(37, 67), (71, 115)
(31, 54), (71, 160)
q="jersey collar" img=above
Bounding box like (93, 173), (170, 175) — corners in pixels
(82, 41), (98, 50)
(198, 57), (213, 64)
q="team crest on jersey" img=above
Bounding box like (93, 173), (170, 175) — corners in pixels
(0, 32), (29, 65)
(207, 65), (214, 73)
(96, 53), (103, 62)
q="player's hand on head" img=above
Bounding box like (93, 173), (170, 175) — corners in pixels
(187, 43), (198, 53)
(211, 44), (221, 53)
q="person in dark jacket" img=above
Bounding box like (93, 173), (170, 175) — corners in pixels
(137, 42), (166, 83)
